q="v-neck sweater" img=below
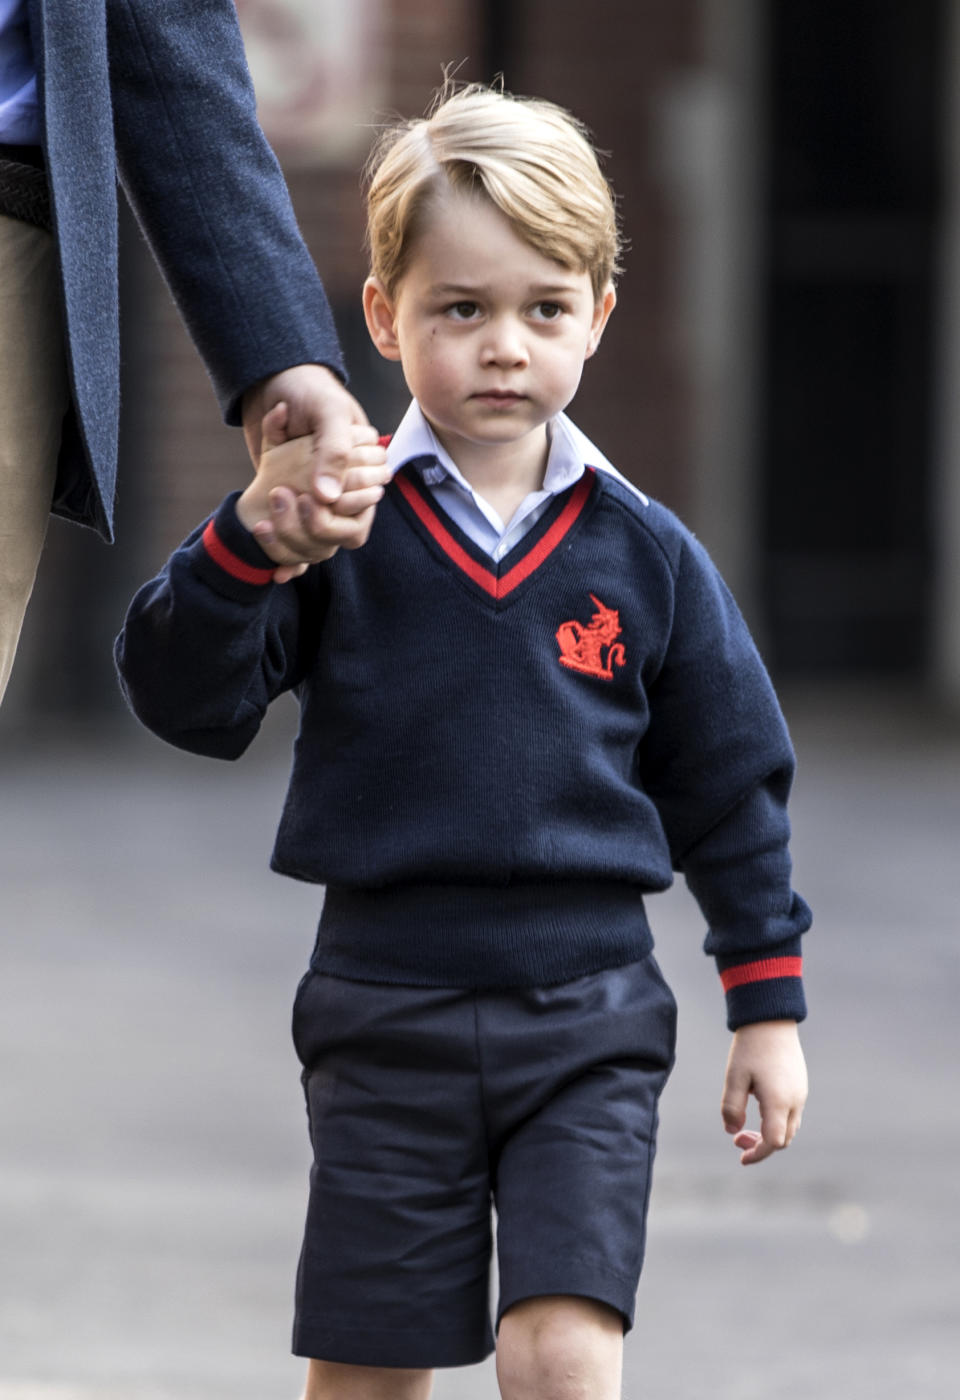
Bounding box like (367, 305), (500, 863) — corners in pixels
(116, 466), (811, 1029)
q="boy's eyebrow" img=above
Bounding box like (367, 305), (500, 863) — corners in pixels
(428, 280), (586, 297)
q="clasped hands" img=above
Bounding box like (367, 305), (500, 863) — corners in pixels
(240, 364), (391, 582)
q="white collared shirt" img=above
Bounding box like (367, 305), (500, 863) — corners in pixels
(386, 401), (647, 562)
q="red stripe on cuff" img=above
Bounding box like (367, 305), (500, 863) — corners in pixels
(202, 520), (275, 585)
(720, 956), (803, 992)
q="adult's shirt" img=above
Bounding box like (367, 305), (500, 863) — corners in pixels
(0, 0), (39, 143)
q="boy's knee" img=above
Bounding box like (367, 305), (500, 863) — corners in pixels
(496, 1295), (623, 1400)
(302, 1359), (433, 1400)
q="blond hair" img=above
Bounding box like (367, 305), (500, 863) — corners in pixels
(364, 83), (622, 301)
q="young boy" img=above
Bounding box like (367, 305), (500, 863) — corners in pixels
(116, 85), (811, 1400)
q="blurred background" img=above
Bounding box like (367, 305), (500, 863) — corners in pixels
(8, 0), (960, 717)
(1, 1), (959, 1397)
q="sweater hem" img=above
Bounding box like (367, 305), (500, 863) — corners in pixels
(311, 881), (655, 989)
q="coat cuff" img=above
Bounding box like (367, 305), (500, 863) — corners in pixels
(191, 491), (278, 601)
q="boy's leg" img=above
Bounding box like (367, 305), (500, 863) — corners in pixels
(486, 959), (677, 1393)
(291, 974), (496, 1371)
(497, 1296), (623, 1400)
(302, 1360), (433, 1400)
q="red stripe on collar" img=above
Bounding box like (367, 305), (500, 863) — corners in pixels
(394, 468), (595, 600)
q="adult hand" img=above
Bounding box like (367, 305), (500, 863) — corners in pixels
(242, 363), (367, 475)
(241, 365), (388, 574)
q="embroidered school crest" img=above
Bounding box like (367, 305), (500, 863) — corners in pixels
(556, 595), (626, 681)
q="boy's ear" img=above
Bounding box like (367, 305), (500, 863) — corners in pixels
(363, 277), (402, 361)
(585, 284), (617, 359)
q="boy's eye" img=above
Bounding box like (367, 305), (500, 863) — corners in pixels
(448, 301), (479, 320)
(535, 302), (564, 320)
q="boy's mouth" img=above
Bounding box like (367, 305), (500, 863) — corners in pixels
(471, 390), (526, 403)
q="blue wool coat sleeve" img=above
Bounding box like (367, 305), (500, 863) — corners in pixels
(105, 0), (344, 423)
(115, 494), (322, 758)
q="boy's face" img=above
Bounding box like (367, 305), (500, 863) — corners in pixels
(363, 188), (615, 481)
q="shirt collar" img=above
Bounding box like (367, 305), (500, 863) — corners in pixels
(386, 400), (648, 507)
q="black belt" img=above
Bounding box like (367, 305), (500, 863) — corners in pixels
(0, 145), (51, 233)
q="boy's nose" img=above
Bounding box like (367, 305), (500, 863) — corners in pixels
(481, 319), (529, 367)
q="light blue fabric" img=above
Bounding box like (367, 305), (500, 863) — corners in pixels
(0, 0), (39, 143)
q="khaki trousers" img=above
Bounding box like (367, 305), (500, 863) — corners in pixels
(0, 213), (70, 704)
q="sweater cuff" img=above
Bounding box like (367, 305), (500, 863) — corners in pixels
(717, 943), (807, 1029)
(192, 491), (278, 600)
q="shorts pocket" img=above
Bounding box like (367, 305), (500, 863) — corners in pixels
(291, 966), (320, 1067)
(637, 952), (679, 1074)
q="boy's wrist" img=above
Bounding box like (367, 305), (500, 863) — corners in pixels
(731, 1017), (800, 1040)
(235, 481), (273, 535)
(190, 491), (281, 599)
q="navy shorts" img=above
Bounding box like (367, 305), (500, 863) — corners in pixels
(290, 955), (677, 1369)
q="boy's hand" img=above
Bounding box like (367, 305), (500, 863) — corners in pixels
(236, 402), (389, 581)
(721, 1019), (808, 1165)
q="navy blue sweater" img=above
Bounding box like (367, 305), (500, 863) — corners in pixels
(116, 464), (811, 1028)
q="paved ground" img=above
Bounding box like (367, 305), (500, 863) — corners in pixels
(1, 688), (959, 1399)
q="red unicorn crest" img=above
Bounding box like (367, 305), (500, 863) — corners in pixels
(556, 594), (626, 681)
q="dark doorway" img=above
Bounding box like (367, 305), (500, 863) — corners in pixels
(760, 0), (946, 675)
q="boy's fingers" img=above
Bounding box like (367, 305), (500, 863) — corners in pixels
(261, 471), (388, 559)
(720, 1072), (749, 1134)
(272, 562), (309, 584)
(344, 446), (390, 471)
(736, 1133), (774, 1165)
(266, 498), (378, 556)
(329, 485), (386, 518)
(305, 500), (378, 546)
(348, 423), (385, 447)
(759, 1102), (790, 1154)
(733, 1129), (764, 1164)
(271, 484), (298, 512)
(307, 435), (386, 503)
(250, 486), (297, 547)
(293, 494), (342, 537)
(339, 504), (379, 550)
(733, 1099), (795, 1165)
(330, 463), (391, 498)
(298, 494), (382, 536)
(314, 471), (345, 503)
(316, 452), (388, 500)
